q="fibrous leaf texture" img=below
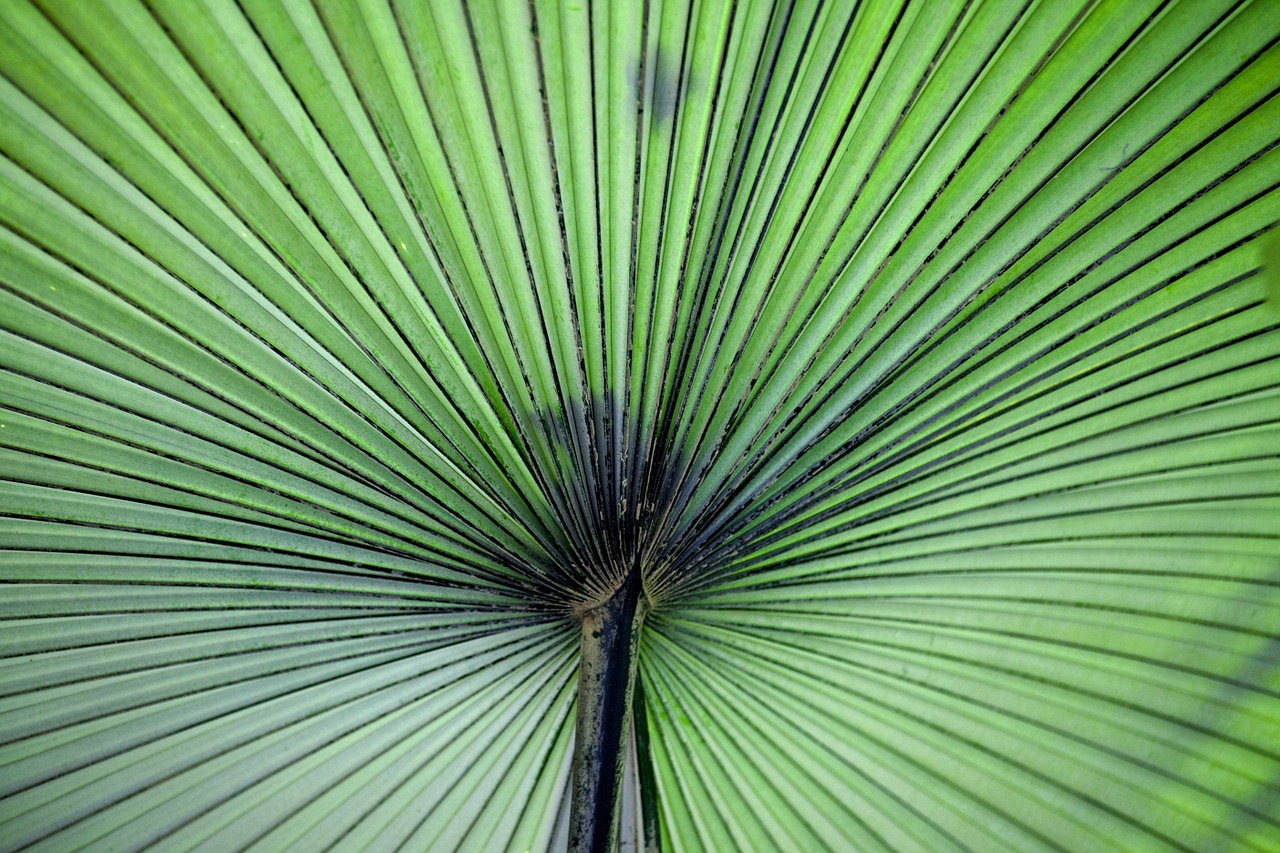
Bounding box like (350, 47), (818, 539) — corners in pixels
(1, 0), (1278, 851)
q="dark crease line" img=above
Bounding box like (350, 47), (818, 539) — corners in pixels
(717, 223), (1277, 566)
(11, 3), (567, 573)
(13, 632), (570, 846)
(646, 0), (993, 587)
(456, 0), (600, 555)
(294, 0), (580, 560)
(661, 4), (1264, 578)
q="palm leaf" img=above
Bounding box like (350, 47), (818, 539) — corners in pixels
(2, 0), (1278, 850)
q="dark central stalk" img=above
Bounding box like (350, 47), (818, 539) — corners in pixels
(568, 565), (645, 853)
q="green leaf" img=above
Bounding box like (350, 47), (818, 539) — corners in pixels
(2, 1), (1278, 851)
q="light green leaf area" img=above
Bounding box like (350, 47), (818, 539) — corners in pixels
(1, 0), (1277, 851)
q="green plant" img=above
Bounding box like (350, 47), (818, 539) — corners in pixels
(2, 0), (1278, 850)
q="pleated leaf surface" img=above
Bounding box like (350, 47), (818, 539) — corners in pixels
(1, 0), (1278, 851)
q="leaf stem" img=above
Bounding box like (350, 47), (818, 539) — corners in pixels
(568, 565), (646, 852)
